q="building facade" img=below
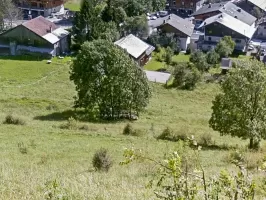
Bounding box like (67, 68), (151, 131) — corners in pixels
(15, 0), (64, 18)
(168, 0), (204, 16)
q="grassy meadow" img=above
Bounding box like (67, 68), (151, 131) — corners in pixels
(0, 56), (265, 199)
(64, 0), (81, 11)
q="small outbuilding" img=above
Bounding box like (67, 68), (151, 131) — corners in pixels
(221, 58), (232, 74)
(114, 34), (155, 66)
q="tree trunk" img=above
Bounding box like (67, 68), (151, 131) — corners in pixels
(249, 137), (254, 149)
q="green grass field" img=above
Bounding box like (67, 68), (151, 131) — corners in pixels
(0, 56), (265, 199)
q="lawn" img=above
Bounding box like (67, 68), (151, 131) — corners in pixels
(64, 0), (81, 11)
(145, 53), (190, 71)
(0, 56), (265, 199)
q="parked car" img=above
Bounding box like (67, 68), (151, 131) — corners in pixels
(159, 11), (168, 17)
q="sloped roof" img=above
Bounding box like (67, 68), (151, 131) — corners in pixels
(248, 0), (266, 11)
(42, 33), (60, 44)
(199, 13), (257, 39)
(152, 14), (194, 36)
(114, 34), (154, 59)
(221, 58), (232, 68)
(22, 16), (58, 37)
(192, 2), (257, 25)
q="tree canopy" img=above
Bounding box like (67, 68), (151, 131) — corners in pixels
(215, 36), (235, 58)
(209, 60), (266, 149)
(70, 40), (151, 120)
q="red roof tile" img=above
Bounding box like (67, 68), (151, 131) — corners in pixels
(22, 16), (58, 37)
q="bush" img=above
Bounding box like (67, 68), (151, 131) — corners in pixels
(157, 127), (173, 140)
(172, 62), (201, 90)
(164, 47), (174, 65)
(206, 50), (220, 64)
(59, 117), (89, 131)
(18, 142), (27, 154)
(189, 50), (209, 71)
(123, 123), (134, 135)
(198, 133), (214, 147)
(3, 115), (25, 125)
(122, 123), (145, 136)
(186, 46), (191, 55)
(157, 127), (188, 142)
(92, 148), (113, 172)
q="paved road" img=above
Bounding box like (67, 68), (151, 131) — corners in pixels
(145, 70), (171, 84)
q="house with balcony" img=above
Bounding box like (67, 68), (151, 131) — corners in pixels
(168, 0), (205, 17)
(15, 0), (64, 18)
(149, 14), (195, 50)
(198, 13), (257, 52)
(0, 16), (70, 56)
(232, 0), (266, 14)
(254, 18), (266, 39)
(192, 1), (257, 27)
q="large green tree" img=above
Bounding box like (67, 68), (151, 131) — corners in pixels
(70, 40), (151, 120)
(209, 60), (266, 149)
(123, 15), (149, 38)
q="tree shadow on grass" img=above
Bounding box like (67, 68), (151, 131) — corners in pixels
(197, 144), (237, 151)
(34, 109), (132, 124)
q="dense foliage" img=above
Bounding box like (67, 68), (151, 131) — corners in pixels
(215, 36), (235, 58)
(70, 40), (151, 119)
(210, 60), (266, 149)
(189, 50), (209, 71)
(172, 62), (201, 90)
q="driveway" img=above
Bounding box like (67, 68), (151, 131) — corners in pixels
(145, 70), (171, 84)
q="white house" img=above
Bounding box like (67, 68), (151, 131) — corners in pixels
(198, 13), (257, 52)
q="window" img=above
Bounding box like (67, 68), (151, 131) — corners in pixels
(182, 1), (184, 5)
(235, 39), (241, 43)
(264, 26), (266, 29)
(208, 37), (212, 41)
(190, 2), (193, 6)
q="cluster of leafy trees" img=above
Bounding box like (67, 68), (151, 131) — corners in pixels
(72, 0), (167, 47)
(147, 32), (180, 54)
(0, 0), (21, 32)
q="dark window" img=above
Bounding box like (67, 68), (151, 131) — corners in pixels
(208, 37), (211, 41)
(264, 26), (266, 29)
(235, 39), (241, 43)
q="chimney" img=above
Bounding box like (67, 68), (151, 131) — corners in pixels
(234, 16), (238, 18)
(208, 3), (211, 8)
(237, 8), (241, 12)
(168, 15), (171, 19)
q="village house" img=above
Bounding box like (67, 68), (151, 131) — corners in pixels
(168, 0), (205, 16)
(15, 0), (64, 18)
(192, 1), (257, 27)
(114, 34), (155, 67)
(0, 16), (70, 56)
(232, 0), (266, 14)
(149, 14), (195, 50)
(198, 13), (257, 51)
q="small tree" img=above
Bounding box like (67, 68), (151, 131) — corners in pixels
(172, 62), (201, 90)
(206, 49), (220, 65)
(189, 50), (209, 72)
(209, 60), (266, 149)
(215, 36), (235, 58)
(164, 47), (174, 65)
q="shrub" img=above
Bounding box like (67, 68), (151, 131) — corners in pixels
(18, 142), (27, 154)
(92, 148), (113, 172)
(186, 46), (191, 55)
(157, 127), (173, 140)
(198, 133), (214, 147)
(157, 127), (188, 142)
(123, 123), (134, 135)
(3, 114), (25, 125)
(164, 47), (174, 65)
(122, 123), (144, 136)
(225, 150), (245, 165)
(206, 49), (220, 64)
(59, 117), (89, 131)
(172, 63), (201, 90)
